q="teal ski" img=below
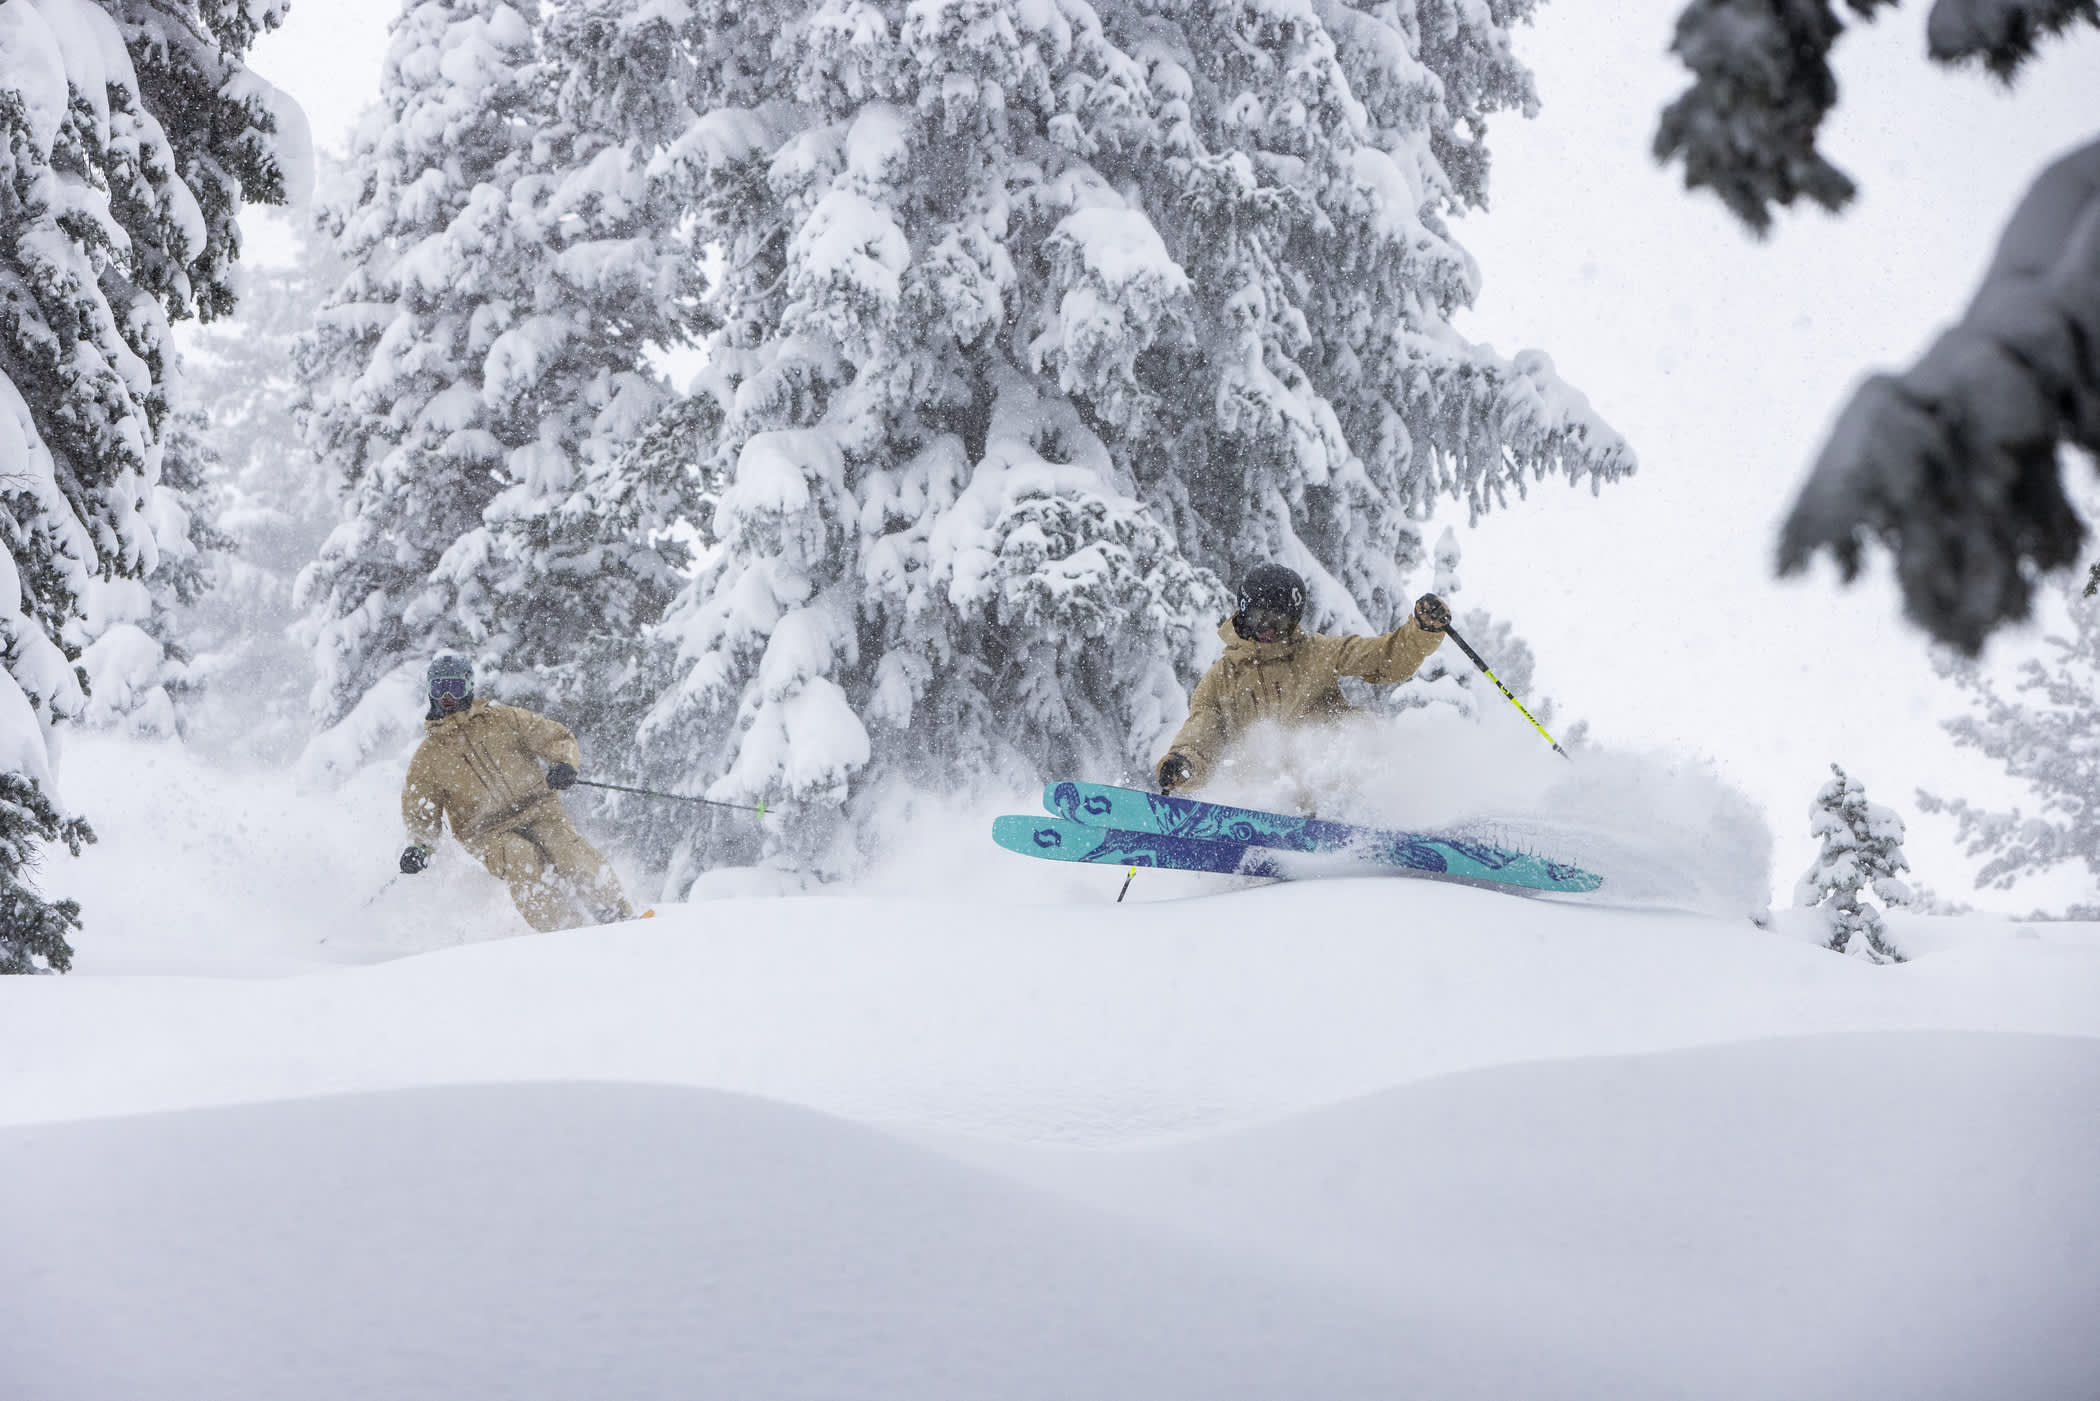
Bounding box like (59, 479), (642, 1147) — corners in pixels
(1040, 780), (1602, 894)
(992, 815), (1289, 878)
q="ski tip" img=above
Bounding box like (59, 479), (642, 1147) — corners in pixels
(992, 814), (1057, 849)
(993, 814), (1117, 864)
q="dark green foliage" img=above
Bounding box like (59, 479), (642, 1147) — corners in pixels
(0, 775), (94, 974)
(1657, 0), (2098, 232)
(1928, 0), (2100, 78)
(1774, 142), (2100, 654)
(0, 0), (290, 969)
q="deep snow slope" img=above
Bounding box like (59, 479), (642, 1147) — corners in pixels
(12, 735), (2098, 1398)
(7, 883), (2098, 1138)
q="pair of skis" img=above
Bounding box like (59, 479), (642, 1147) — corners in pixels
(991, 781), (1602, 896)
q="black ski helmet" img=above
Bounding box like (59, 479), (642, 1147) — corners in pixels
(1236, 563), (1307, 625)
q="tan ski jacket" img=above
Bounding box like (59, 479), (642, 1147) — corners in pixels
(1161, 617), (1443, 790)
(402, 699), (582, 846)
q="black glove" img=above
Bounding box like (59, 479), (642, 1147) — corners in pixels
(1412, 593), (1451, 633)
(546, 760), (577, 791)
(1157, 752), (1194, 793)
(399, 843), (431, 875)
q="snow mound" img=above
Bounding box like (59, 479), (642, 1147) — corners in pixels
(945, 1031), (2100, 1401)
(8, 1038), (2093, 1401)
(0, 1083), (1606, 1401)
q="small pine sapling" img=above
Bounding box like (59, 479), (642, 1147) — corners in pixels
(1796, 763), (1914, 963)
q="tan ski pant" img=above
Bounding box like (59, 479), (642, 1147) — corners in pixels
(465, 806), (632, 933)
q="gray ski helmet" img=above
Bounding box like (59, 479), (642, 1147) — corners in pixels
(1236, 564), (1306, 626)
(427, 654), (474, 707)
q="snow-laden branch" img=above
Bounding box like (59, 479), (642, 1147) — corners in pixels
(1927, 0), (2100, 76)
(1656, 0), (2096, 233)
(1777, 139), (2100, 654)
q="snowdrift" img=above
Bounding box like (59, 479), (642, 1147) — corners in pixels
(5, 1037), (2094, 1401)
(943, 1031), (2100, 1400)
(1, 1083), (1598, 1401)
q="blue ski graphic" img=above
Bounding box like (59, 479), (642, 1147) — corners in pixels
(992, 815), (1580, 895)
(1042, 780), (1601, 894)
(992, 816), (1290, 878)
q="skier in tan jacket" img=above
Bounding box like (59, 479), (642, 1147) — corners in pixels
(1155, 564), (1451, 795)
(398, 656), (633, 932)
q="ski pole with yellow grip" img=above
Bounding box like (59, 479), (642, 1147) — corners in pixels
(1412, 594), (1570, 761)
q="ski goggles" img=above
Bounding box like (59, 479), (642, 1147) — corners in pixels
(430, 676), (472, 702)
(1239, 605), (1298, 638)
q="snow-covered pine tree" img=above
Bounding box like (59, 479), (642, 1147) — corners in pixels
(297, 0), (706, 783)
(296, 0), (544, 772)
(468, 0), (709, 748)
(642, 0), (1632, 883)
(0, 0), (298, 971)
(1917, 578), (2100, 903)
(1796, 763), (1912, 962)
(175, 213), (347, 762)
(76, 404), (232, 736)
(1653, 0), (2100, 653)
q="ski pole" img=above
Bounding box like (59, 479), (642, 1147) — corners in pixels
(570, 777), (773, 818)
(1441, 622), (1571, 760)
(1116, 864), (1137, 903)
(332, 871), (402, 942)
(359, 873), (401, 910)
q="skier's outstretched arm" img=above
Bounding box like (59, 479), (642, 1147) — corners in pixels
(1330, 595), (1448, 684)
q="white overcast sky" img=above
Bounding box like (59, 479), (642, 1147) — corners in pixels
(239, 1), (2100, 910)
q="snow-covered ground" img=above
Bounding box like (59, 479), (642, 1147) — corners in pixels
(7, 735), (2099, 1398)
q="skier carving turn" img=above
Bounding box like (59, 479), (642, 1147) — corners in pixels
(990, 566), (1599, 895)
(397, 656), (634, 931)
(1154, 564), (1452, 795)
